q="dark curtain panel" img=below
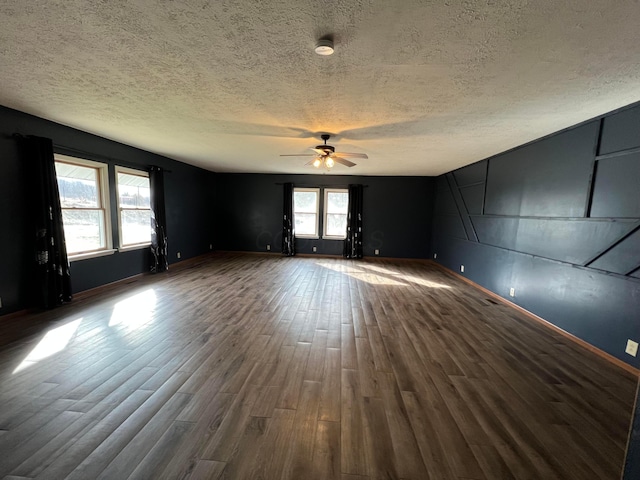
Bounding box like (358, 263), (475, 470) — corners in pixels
(24, 135), (72, 308)
(282, 182), (295, 256)
(344, 184), (364, 259)
(150, 166), (169, 273)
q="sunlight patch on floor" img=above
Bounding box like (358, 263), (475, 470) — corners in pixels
(358, 264), (399, 275)
(393, 273), (452, 289)
(315, 261), (408, 286)
(109, 289), (157, 331)
(359, 264), (453, 289)
(347, 272), (408, 286)
(13, 318), (82, 373)
(314, 261), (362, 274)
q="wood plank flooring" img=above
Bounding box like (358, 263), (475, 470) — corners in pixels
(0, 252), (637, 479)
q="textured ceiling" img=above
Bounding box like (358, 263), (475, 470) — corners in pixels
(1, 1), (640, 176)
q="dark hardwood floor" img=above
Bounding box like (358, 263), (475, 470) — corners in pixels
(0, 252), (637, 479)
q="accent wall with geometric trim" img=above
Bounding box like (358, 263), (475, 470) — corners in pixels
(431, 104), (640, 368)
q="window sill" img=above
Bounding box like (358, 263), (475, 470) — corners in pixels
(322, 236), (346, 241)
(295, 235), (319, 240)
(119, 243), (151, 253)
(69, 249), (116, 262)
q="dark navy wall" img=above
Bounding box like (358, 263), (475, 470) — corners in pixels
(215, 173), (434, 258)
(431, 105), (640, 369)
(0, 105), (215, 314)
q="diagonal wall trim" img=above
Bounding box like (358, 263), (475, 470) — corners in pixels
(446, 173), (478, 242)
(585, 118), (603, 217)
(472, 216), (639, 267)
(584, 224), (640, 268)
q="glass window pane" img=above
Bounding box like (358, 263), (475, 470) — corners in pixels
(295, 213), (317, 236)
(61, 209), (105, 254)
(56, 163), (99, 208)
(327, 192), (348, 214)
(121, 209), (152, 245)
(118, 173), (150, 209)
(326, 213), (347, 237)
(294, 191), (318, 213)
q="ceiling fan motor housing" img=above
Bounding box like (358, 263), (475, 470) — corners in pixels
(280, 132), (361, 168)
(316, 144), (335, 153)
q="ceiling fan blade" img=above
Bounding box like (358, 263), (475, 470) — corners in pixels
(333, 152), (368, 159)
(311, 148), (327, 155)
(280, 154), (316, 157)
(333, 157), (357, 167)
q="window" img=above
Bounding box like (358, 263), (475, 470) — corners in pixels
(323, 189), (348, 239)
(116, 166), (152, 248)
(293, 188), (320, 238)
(293, 187), (349, 240)
(55, 154), (112, 258)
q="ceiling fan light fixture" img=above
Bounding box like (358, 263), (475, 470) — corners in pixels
(280, 134), (364, 170)
(315, 39), (334, 56)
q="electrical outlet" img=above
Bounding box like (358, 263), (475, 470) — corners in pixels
(177, 252), (181, 259)
(460, 265), (464, 273)
(266, 244), (271, 251)
(209, 244), (213, 250)
(625, 339), (639, 357)
(374, 249), (380, 255)
(433, 253), (437, 259)
(312, 246), (317, 252)
(509, 287), (515, 297)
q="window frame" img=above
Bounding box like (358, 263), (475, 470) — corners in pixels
(54, 154), (114, 261)
(293, 187), (320, 239)
(322, 188), (349, 240)
(115, 165), (152, 251)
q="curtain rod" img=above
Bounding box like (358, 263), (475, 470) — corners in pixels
(13, 134), (171, 172)
(54, 144), (115, 163)
(275, 182), (368, 188)
(54, 145), (172, 173)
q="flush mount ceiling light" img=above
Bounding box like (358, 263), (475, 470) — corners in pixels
(315, 39), (334, 56)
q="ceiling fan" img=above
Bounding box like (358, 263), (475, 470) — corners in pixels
(280, 134), (368, 170)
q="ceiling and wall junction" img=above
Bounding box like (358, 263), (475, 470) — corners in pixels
(1, 1), (640, 175)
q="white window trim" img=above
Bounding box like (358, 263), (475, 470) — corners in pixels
(118, 243), (151, 253)
(322, 188), (349, 240)
(115, 165), (152, 249)
(54, 154), (113, 262)
(69, 249), (117, 261)
(294, 187), (320, 239)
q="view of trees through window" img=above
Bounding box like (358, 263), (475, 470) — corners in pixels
(293, 189), (319, 237)
(325, 190), (348, 238)
(55, 162), (106, 255)
(293, 188), (349, 239)
(117, 171), (152, 246)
